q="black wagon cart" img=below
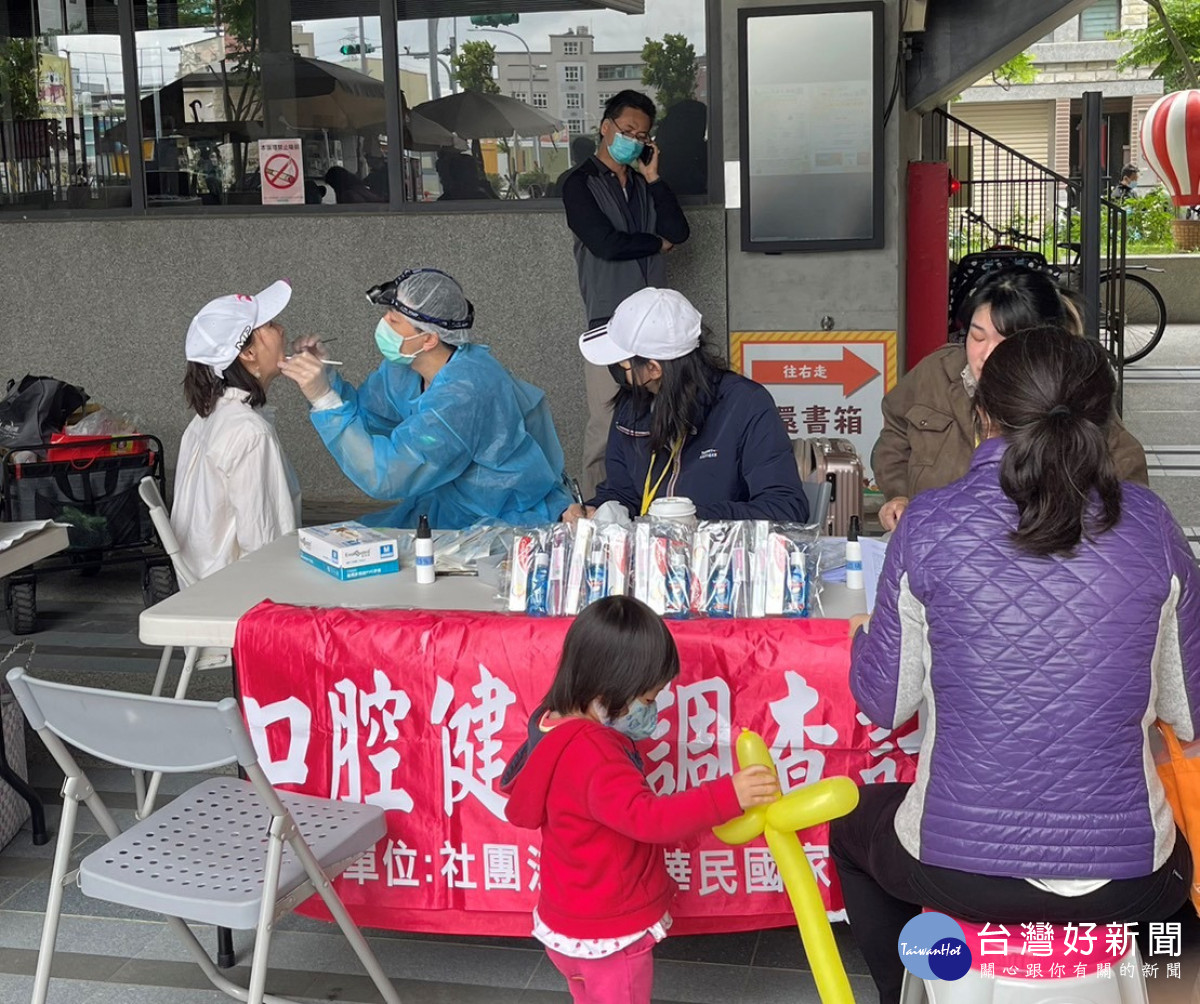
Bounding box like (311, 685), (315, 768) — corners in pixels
(1, 434), (176, 634)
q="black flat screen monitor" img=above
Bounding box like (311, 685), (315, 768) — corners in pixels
(739, 3), (884, 253)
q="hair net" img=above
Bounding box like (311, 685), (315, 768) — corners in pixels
(395, 269), (474, 345)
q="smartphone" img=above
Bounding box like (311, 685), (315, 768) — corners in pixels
(639, 140), (655, 166)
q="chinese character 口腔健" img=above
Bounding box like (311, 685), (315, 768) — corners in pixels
(431, 665), (516, 820)
(244, 695), (312, 786)
(327, 672), (414, 810)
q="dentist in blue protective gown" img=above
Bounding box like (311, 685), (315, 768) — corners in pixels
(279, 267), (572, 528)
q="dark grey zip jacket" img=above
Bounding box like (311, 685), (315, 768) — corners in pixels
(562, 156), (690, 324)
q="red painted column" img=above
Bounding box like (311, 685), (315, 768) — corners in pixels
(905, 162), (950, 371)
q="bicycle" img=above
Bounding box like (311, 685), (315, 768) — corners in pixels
(955, 209), (1167, 364)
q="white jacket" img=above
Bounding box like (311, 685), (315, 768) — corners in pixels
(172, 388), (301, 580)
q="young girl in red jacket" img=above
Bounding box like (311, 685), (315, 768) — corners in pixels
(502, 596), (779, 1003)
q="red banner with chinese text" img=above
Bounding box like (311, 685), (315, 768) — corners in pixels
(233, 601), (919, 936)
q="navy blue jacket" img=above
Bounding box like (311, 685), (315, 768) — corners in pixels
(589, 371), (809, 522)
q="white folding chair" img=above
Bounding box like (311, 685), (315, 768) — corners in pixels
(7, 666), (403, 1004)
(137, 476), (231, 817)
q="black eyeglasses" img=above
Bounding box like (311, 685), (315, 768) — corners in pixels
(365, 268), (475, 331)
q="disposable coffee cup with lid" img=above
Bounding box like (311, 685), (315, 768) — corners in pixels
(648, 497), (698, 528)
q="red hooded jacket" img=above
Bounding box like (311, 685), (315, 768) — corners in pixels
(503, 714), (743, 939)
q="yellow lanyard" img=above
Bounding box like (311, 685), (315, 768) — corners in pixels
(640, 437), (684, 516)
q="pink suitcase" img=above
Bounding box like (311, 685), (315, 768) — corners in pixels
(796, 437), (864, 536)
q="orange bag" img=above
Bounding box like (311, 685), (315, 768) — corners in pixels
(1155, 721), (1200, 917)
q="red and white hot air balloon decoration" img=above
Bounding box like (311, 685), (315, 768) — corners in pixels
(1140, 89), (1200, 207)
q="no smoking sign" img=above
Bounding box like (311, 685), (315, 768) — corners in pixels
(258, 138), (304, 205)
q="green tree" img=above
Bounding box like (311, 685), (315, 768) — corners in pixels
(991, 52), (1038, 89)
(1118, 0), (1200, 91)
(641, 33), (697, 114)
(451, 40), (500, 94)
(0, 37), (40, 121)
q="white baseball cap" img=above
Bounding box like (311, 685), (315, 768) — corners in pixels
(579, 287), (703, 366)
(186, 280), (292, 376)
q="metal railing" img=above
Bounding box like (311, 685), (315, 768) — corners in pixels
(936, 108), (1129, 399)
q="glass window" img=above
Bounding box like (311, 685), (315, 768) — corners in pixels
(1, 10), (129, 212)
(1079, 0), (1120, 40)
(598, 64), (643, 81)
(134, 3), (388, 209)
(403, 6), (709, 202)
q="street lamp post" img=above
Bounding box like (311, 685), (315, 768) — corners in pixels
(469, 25), (541, 170)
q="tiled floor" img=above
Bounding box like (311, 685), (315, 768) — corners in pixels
(5, 327), (1200, 1002)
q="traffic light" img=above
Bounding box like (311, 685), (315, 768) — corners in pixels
(470, 14), (519, 27)
(340, 43), (375, 55)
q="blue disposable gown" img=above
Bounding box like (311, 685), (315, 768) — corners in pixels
(311, 345), (571, 529)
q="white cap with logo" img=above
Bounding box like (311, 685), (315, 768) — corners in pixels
(578, 287), (703, 366)
(186, 279), (292, 376)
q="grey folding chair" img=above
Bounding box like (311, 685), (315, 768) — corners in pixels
(137, 476), (232, 818)
(7, 667), (402, 1004)
(801, 479), (833, 534)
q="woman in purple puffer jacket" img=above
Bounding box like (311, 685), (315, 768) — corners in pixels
(833, 327), (1197, 1003)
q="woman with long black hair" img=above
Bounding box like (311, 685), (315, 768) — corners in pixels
(564, 287), (808, 522)
(173, 280), (301, 579)
(835, 326), (1198, 1003)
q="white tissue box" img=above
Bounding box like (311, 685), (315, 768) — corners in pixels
(299, 522), (399, 581)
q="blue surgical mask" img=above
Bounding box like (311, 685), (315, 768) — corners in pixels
(374, 317), (424, 364)
(608, 131), (644, 166)
(608, 698), (658, 741)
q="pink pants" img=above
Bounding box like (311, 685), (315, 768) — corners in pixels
(545, 932), (657, 1003)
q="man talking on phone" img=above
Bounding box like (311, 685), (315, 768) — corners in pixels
(562, 89), (690, 496)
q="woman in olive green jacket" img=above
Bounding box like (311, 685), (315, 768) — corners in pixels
(874, 267), (1148, 530)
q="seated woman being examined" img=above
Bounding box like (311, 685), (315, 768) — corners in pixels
(173, 280), (301, 580)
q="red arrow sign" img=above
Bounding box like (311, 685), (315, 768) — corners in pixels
(752, 347), (881, 396)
